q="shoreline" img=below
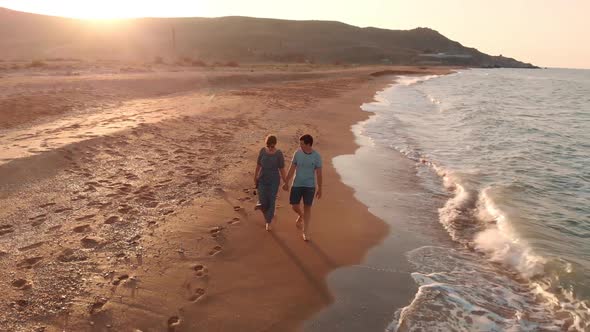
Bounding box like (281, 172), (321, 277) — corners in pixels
(0, 65), (453, 331)
(306, 72), (455, 332)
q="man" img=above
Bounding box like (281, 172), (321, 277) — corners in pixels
(283, 134), (322, 241)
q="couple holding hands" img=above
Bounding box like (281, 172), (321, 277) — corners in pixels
(254, 134), (322, 241)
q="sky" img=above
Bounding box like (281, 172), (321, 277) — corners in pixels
(1, 0), (589, 69)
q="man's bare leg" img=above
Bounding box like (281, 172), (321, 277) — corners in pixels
(292, 204), (303, 228)
(302, 205), (312, 241)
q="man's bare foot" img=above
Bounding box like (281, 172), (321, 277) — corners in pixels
(265, 223), (271, 231)
(295, 215), (303, 228)
(302, 233), (309, 242)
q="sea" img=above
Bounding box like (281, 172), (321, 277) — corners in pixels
(335, 69), (590, 331)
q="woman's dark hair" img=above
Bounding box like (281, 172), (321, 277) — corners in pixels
(299, 134), (313, 146)
(265, 135), (277, 147)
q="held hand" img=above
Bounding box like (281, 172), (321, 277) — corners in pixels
(316, 189), (322, 199)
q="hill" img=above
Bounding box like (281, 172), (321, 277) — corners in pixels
(0, 8), (536, 68)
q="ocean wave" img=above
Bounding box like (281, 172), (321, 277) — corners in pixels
(395, 75), (441, 87)
(389, 149), (590, 331)
(359, 69), (590, 330)
(396, 144), (550, 278)
(474, 187), (546, 278)
(387, 246), (573, 332)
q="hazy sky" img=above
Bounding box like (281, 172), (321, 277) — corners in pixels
(1, 0), (589, 69)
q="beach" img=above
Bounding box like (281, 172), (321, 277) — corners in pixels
(2, 3), (588, 331)
(0, 63), (452, 331)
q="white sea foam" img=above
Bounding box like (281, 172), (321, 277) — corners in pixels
(474, 188), (547, 278)
(396, 75), (440, 86)
(384, 148), (590, 331)
(387, 246), (562, 332)
(428, 95), (441, 104)
(434, 166), (547, 278)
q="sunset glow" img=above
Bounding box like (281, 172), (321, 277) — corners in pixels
(0, 1), (206, 19)
(0, 0), (589, 68)
(55, 3), (145, 19)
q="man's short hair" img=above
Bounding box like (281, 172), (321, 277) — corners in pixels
(299, 134), (313, 146)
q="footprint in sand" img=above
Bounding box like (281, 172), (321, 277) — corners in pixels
(57, 248), (88, 262)
(133, 185), (150, 194)
(104, 216), (121, 224)
(71, 194), (88, 202)
(27, 148), (46, 154)
(208, 246), (222, 256)
(29, 213), (46, 220)
(39, 202), (56, 208)
(167, 316), (181, 332)
(29, 215), (46, 227)
(144, 201), (159, 208)
(83, 185), (97, 193)
(81, 237), (102, 249)
(118, 205), (133, 214)
(18, 242), (45, 252)
(73, 224), (91, 233)
(16, 256), (43, 269)
(84, 181), (101, 187)
(177, 166), (194, 172)
(188, 288), (206, 302)
(209, 227), (224, 238)
(11, 278), (31, 290)
(112, 274), (130, 286)
(89, 298), (108, 314)
(14, 299), (29, 307)
(185, 174), (203, 184)
(75, 214), (96, 221)
(193, 265), (208, 278)
(125, 173), (139, 180)
(227, 217), (240, 225)
(118, 185), (133, 194)
(53, 207), (73, 213)
(233, 206), (243, 212)
(87, 201), (111, 209)
(161, 209), (175, 216)
(0, 224), (15, 236)
(48, 225), (62, 232)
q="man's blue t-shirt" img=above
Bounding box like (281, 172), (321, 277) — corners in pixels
(292, 149), (322, 188)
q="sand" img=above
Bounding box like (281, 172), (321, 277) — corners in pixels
(0, 63), (453, 331)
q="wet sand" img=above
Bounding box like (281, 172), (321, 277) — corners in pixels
(0, 64), (452, 331)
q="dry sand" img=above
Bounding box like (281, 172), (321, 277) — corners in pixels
(0, 64), (452, 331)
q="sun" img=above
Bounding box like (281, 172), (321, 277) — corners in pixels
(2, 1), (209, 20)
(0, 1), (178, 20)
(57, 2), (147, 20)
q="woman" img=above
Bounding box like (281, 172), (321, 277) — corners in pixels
(254, 135), (287, 231)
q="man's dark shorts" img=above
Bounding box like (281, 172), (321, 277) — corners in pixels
(289, 186), (316, 206)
